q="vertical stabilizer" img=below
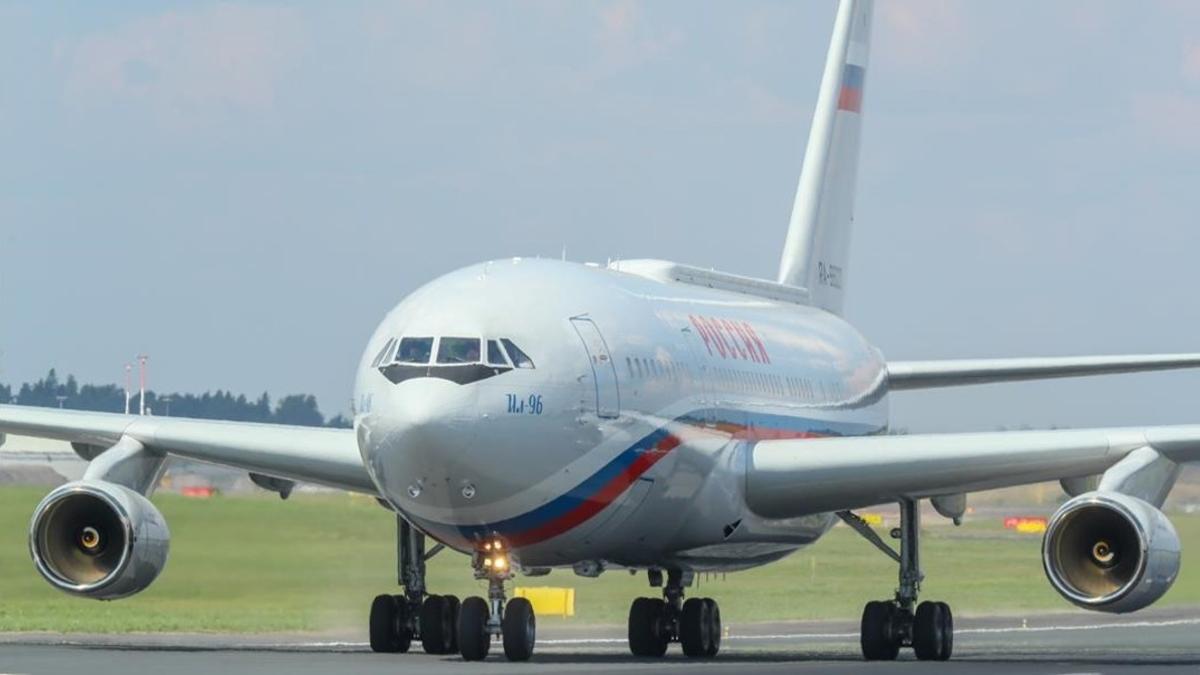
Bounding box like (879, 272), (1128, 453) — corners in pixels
(777, 0), (873, 314)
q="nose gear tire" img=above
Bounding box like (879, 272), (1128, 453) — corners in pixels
(502, 596), (536, 661)
(457, 596), (491, 661)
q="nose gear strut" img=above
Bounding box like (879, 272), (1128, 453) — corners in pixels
(457, 535), (536, 662)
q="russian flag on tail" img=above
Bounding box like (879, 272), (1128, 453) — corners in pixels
(838, 63), (865, 113)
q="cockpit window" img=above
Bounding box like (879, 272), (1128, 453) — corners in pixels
(437, 337), (481, 364)
(501, 339), (535, 369)
(396, 337), (434, 364)
(486, 339), (509, 367)
(371, 338), (396, 368)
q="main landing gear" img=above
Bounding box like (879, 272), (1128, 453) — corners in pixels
(368, 514), (458, 655)
(457, 536), (536, 662)
(627, 569), (721, 658)
(856, 499), (954, 661)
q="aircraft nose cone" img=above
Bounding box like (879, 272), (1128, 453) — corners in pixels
(363, 379), (478, 511)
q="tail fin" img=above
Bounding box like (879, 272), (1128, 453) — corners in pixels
(777, 0), (873, 314)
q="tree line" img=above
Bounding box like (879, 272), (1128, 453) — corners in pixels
(0, 370), (350, 428)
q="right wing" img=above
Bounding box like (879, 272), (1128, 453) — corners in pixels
(746, 424), (1200, 518)
(886, 354), (1200, 390)
(0, 404), (376, 494)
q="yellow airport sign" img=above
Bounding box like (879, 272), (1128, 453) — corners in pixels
(514, 586), (576, 618)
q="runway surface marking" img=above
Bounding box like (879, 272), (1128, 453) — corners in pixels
(254, 616), (1200, 648)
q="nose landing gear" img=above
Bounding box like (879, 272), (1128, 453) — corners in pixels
(457, 536), (536, 662)
(627, 569), (722, 658)
(856, 499), (954, 661)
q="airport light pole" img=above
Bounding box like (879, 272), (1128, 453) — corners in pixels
(124, 363), (133, 415)
(137, 354), (148, 416)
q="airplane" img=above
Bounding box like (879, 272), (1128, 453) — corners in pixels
(4, 0), (1200, 664)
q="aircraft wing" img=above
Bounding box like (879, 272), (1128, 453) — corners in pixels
(0, 404), (376, 494)
(886, 354), (1200, 390)
(746, 425), (1200, 518)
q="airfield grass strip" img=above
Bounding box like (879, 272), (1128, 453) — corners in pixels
(0, 487), (1196, 633)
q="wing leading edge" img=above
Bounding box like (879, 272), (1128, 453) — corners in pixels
(886, 353), (1200, 390)
(745, 425), (1200, 518)
(0, 404), (376, 494)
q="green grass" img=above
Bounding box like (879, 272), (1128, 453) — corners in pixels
(1, 487), (1197, 633)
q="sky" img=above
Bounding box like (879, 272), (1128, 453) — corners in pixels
(1, 1), (1199, 431)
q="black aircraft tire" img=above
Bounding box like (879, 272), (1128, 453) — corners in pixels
(369, 594), (406, 653)
(502, 597), (536, 662)
(627, 597), (668, 657)
(457, 596), (491, 662)
(442, 595), (461, 654)
(703, 598), (721, 657)
(913, 601), (953, 661)
(680, 597), (711, 658)
(860, 601), (900, 661)
(421, 595), (454, 654)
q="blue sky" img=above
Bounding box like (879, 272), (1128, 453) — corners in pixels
(2, 1), (1199, 430)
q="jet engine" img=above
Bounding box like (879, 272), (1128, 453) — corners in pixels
(1042, 491), (1179, 613)
(29, 480), (170, 600)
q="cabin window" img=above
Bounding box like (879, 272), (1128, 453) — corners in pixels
(501, 339), (535, 369)
(396, 337), (434, 364)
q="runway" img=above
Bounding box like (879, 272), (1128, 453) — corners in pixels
(3, 607), (1198, 675)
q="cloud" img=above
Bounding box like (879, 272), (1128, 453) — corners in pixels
(357, 2), (497, 90)
(876, 1), (969, 75)
(1132, 91), (1200, 150)
(58, 4), (304, 124)
(593, 1), (684, 73)
(1184, 42), (1200, 82)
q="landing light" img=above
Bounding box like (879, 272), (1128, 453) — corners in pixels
(473, 536), (513, 580)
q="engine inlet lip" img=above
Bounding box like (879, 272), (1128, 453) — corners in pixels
(28, 483), (135, 595)
(1041, 495), (1149, 607)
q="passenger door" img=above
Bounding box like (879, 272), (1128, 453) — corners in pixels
(569, 317), (620, 419)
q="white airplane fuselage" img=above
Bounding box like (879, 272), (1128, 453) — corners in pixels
(355, 257), (889, 571)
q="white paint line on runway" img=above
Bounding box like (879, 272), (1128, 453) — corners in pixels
(265, 616), (1200, 649)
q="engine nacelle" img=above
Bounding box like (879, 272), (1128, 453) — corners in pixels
(29, 480), (170, 600)
(1042, 491), (1179, 613)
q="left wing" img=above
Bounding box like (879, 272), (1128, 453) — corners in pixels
(0, 404), (376, 494)
(746, 425), (1200, 518)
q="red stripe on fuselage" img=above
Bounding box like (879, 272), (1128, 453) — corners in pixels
(508, 433), (681, 547)
(506, 424), (825, 547)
